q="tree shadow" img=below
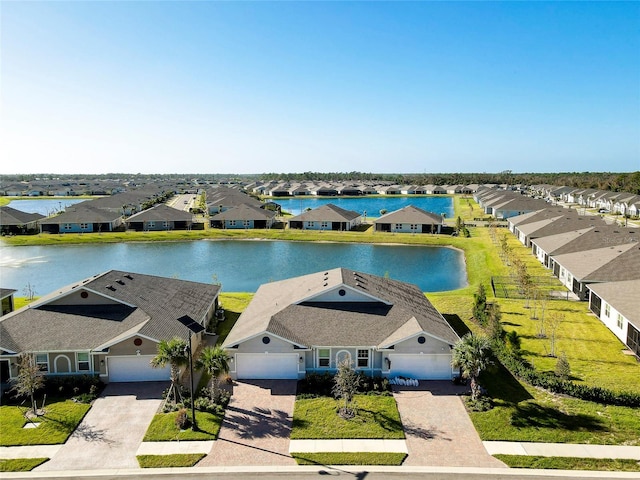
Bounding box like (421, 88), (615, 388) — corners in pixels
(479, 363), (533, 404)
(510, 403), (607, 432)
(222, 404), (292, 440)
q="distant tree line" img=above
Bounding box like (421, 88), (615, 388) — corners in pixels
(4, 171), (639, 194)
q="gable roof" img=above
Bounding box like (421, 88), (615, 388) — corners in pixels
(0, 206), (45, 225)
(211, 203), (276, 221)
(552, 243), (638, 282)
(588, 280), (640, 330)
(0, 271), (220, 353)
(223, 268), (459, 350)
(375, 205), (443, 224)
(289, 204), (361, 222)
(126, 204), (193, 222)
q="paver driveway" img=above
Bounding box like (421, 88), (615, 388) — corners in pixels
(37, 382), (166, 471)
(198, 380), (297, 467)
(393, 381), (505, 468)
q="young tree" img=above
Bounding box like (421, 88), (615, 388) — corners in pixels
(195, 346), (230, 403)
(151, 337), (189, 406)
(547, 312), (565, 357)
(555, 352), (571, 380)
(332, 358), (360, 419)
(10, 353), (45, 417)
(485, 303), (504, 344)
(472, 284), (488, 324)
(451, 333), (493, 401)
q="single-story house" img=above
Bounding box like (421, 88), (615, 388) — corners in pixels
(588, 279), (640, 359)
(0, 206), (45, 235)
(0, 271), (220, 383)
(288, 204), (362, 231)
(222, 268), (460, 380)
(210, 203), (277, 229)
(125, 204), (195, 231)
(39, 204), (125, 234)
(374, 205), (443, 233)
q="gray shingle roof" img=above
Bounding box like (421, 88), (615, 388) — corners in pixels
(0, 270), (220, 353)
(0, 206), (45, 225)
(588, 280), (640, 330)
(374, 205), (442, 224)
(211, 203), (276, 221)
(223, 268), (458, 350)
(289, 204), (361, 222)
(126, 204), (193, 222)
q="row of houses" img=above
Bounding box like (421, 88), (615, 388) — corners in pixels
(0, 268), (460, 384)
(531, 185), (640, 217)
(505, 208), (640, 358)
(246, 181), (517, 197)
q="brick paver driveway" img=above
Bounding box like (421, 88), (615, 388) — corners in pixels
(37, 382), (166, 471)
(198, 380), (297, 466)
(393, 381), (505, 468)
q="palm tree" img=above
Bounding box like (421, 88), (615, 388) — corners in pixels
(195, 346), (230, 403)
(151, 337), (189, 406)
(451, 333), (493, 401)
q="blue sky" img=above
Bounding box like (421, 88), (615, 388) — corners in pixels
(1, 1), (639, 175)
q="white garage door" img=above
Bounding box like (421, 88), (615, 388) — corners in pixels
(235, 353), (299, 379)
(108, 355), (170, 382)
(389, 354), (452, 380)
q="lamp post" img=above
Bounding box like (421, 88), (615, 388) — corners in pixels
(177, 315), (204, 431)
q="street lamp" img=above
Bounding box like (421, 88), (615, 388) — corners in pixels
(176, 314), (205, 431)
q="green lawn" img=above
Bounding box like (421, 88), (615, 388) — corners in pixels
(494, 455), (640, 472)
(143, 410), (223, 441)
(137, 454), (205, 468)
(291, 395), (404, 439)
(0, 400), (91, 446)
(292, 452), (406, 466)
(0, 458), (49, 472)
(215, 293), (253, 345)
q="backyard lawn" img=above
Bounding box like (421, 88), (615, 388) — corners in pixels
(143, 410), (224, 442)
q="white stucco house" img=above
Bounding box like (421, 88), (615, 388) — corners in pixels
(222, 268), (460, 381)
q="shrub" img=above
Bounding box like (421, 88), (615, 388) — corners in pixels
(465, 395), (493, 412)
(555, 352), (571, 381)
(43, 375), (103, 399)
(175, 408), (190, 430)
(298, 372), (392, 398)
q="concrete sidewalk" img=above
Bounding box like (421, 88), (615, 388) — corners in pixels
(484, 441), (640, 460)
(0, 445), (62, 459)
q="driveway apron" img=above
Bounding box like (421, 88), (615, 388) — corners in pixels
(37, 382), (166, 471)
(393, 381), (505, 468)
(198, 380), (297, 466)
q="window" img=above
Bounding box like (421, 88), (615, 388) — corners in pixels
(148, 221), (155, 228)
(410, 224), (418, 231)
(79, 223), (89, 229)
(243, 220), (251, 227)
(617, 313), (624, 329)
(394, 223), (403, 230)
(318, 349), (330, 368)
(321, 221), (328, 229)
(605, 304), (610, 317)
(77, 352), (90, 371)
(35, 353), (49, 372)
(357, 349), (369, 368)
(63, 223), (72, 231)
(308, 221), (315, 228)
(229, 220), (236, 226)
(163, 221), (170, 229)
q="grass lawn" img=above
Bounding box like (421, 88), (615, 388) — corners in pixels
(0, 400), (91, 446)
(143, 410), (223, 441)
(137, 454), (205, 468)
(292, 452), (406, 466)
(291, 395), (404, 439)
(215, 293), (253, 345)
(0, 458), (49, 472)
(494, 455), (640, 472)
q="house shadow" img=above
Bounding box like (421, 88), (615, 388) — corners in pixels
(510, 403), (606, 432)
(442, 314), (471, 337)
(480, 363), (533, 404)
(232, 380), (297, 396)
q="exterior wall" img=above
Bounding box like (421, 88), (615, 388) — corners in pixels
(307, 346), (380, 376)
(593, 296), (629, 346)
(230, 334), (296, 354)
(310, 286), (378, 303)
(108, 336), (159, 356)
(224, 219), (254, 229)
(393, 334), (451, 354)
(60, 223), (95, 233)
(144, 221), (173, 231)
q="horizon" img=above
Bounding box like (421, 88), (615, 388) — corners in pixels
(2, 2), (639, 175)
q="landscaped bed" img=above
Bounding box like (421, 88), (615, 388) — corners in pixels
(0, 458), (49, 472)
(494, 455), (640, 472)
(143, 410), (224, 442)
(292, 452), (407, 466)
(137, 454), (205, 468)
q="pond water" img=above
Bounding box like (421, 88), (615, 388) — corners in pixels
(274, 196), (454, 217)
(8, 198), (86, 216)
(0, 240), (467, 294)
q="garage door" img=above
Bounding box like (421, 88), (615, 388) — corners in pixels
(389, 354), (452, 380)
(108, 355), (171, 382)
(235, 353), (299, 379)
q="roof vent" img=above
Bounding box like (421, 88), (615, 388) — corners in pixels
(124, 274), (133, 279)
(116, 279), (125, 285)
(106, 285), (116, 291)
